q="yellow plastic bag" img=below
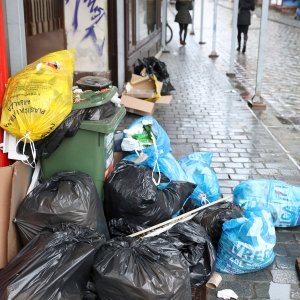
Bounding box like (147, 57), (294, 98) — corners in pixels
(0, 50), (75, 142)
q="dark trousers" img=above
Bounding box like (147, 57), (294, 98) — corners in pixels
(237, 25), (249, 45)
(179, 23), (188, 42)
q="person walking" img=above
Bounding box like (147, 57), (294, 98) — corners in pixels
(175, 0), (193, 45)
(237, 0), (255, 53)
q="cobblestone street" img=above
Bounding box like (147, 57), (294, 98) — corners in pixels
(173, 0), (300, 166)
(120, 2), (300, 298)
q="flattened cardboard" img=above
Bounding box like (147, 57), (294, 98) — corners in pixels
(7, 162), (32, 262)
(125, 74), (163, 99)
(156, 95), (173, 104)
(121, 94), (172, 116)
(0, 162), (32, 269)
(0, 166), (13, 268)
(122, 74), (172, 116)
(121, 94), (155, 116)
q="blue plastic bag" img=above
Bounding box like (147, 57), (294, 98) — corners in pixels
(233, 180), (300, 227)
(122, 117), (188, 182)
(216, 207), (276, 274)
(178, 152), (221, 202)
(124, 152), (188, 182)
(125, 116), (171, 155)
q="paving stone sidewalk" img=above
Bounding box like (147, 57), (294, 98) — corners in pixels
(119, 23), (300, 298)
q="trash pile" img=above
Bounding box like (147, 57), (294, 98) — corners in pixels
(0, 50), (300, 299)
(121, 57), (174, 116)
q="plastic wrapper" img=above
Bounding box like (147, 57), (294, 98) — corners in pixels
(0, 224), (105, 300)
(161, 221), (216, 288)
(193, 201), (244, 247)
(16, 171), (109, 245)
(123, 116), (171, 155)
(216, 207), (276, 274)
(234, 179), (300, 227)
(92, 236), (192, 300)
(104, 161), (196, 227)
(0, 50), (74, 141)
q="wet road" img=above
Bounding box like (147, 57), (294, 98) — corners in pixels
(168, 0), (300, 165)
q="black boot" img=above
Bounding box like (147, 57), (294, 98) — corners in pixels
(242, 42), (246, 53)
(237, 34), (241, 52)
(242, 34), (247, 53)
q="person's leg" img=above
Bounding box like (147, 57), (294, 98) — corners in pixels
(182, 24), (188, 44)
(242, 26), (249, 53)
(179, 23), (184, 44)
(237, 26), (241, 51)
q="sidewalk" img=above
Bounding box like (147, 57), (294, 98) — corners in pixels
(219, 0), (300, 29)
(119, 17), (300, 299)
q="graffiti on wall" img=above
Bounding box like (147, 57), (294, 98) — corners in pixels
(65, 0), (108, 72)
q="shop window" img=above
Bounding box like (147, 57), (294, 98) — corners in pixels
(127, 0), (160, 50)
(136, 0), (157, 42)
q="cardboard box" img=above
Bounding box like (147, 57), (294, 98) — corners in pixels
(125, 75), (159, 99)
(121, 74), (172, 116)
(0, 162), (32, 269)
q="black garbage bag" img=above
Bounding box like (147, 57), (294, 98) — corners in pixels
(19, 109), (86, 160)
(104, 161), (196, 227)
(134, 57), (175, 95)
(92, 236), (192, 300)
(16, 171), (109, 245)
(0, 224), (105, 300)
(161, 221), (216, 288)
(192, 201), (244, 247)
(83, 101), (116, 121)
(82, 280), (100, 300)
(108, 218), (146, 237)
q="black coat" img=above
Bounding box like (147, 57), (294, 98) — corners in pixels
(238, 0), (255, 26)
(175, 0), (193, 24)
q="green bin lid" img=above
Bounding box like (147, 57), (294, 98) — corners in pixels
(76, 76), (112, 91)
(79, 105), (126, 134)
(72, 86), (118, 110)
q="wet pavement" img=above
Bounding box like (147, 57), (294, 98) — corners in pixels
(119, 2), (300, 298)
(178, 0), (300, 166)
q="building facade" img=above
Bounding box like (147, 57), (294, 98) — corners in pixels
(1, 0), (163, 91)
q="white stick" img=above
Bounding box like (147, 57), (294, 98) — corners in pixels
(129, 195), (233, 238)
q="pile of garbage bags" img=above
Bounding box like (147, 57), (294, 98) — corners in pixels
(2, 59), (300, 298)
(121, 116), (221, 207)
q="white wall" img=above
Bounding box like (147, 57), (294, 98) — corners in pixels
(64, 0), (108, 72)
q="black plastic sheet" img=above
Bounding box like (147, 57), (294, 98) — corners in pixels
(83, 101), (116, 121)
(108, 218), (146, 237)
(19, 109), (86, 160)
(161, 221), (216, 288)
(104, 161), (196, 227)
(192, 201), (244, 247)
(0, 224), (105, 300)
(92, 236), (192, 300)
(16, 171), (109, 245)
